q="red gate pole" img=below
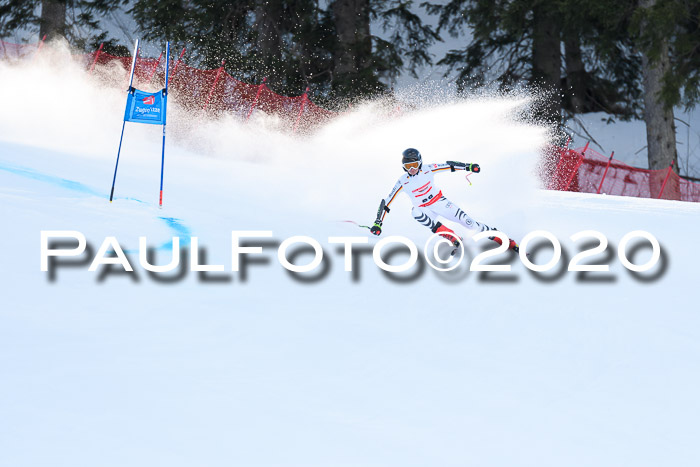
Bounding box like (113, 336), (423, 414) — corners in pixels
(596, 151), (614, 194)
(246, 77), (267, 120)
(563, 141), (589, 191)
(203, 59), (225, 111)
(147, 51), (163, 84)
(89, 43), (104, 74)
(657, 161), (675, 199)
(293, 87), (309, 133)
(168, 47), (186, 86)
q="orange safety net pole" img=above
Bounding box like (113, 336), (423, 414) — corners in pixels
(169, 47), (186, 85)
(293, 87), (309, 133)
(89, 43), (103, 74)
(657, 161), (675, 199)
(549, 141), (574, 190)
(203, 59), (226, 111)
(564, 141), (589, 191)
(147, 51), (163, 84)
(246, 77), (267, 120)
(596, 151), (615, 194)
(33, 35), (46, 61)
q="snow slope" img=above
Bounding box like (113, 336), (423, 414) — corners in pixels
(1, 50), (699, 467)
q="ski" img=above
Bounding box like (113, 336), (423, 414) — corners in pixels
(342, 220), (371, 230)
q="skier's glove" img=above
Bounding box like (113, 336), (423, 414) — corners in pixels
(370, 221), (382, 236)
(468, 163), (481, 173)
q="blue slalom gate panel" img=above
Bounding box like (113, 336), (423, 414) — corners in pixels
(124, 89), (167, 125)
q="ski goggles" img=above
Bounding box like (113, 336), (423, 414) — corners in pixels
(404, 161), (420, 170)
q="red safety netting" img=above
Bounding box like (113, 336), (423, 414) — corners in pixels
(5, 39), (700, 201)
(546, 145), (700, 202)
(0, 40), (43, 60)
(1, 39), (337, 132)
(85, 47), (336, 132)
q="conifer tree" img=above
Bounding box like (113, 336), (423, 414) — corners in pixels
(129, 0), (438, 101)
(426, 0), (700, 184)
(0, 0), (126, 51)
(423, 0), (642, 132)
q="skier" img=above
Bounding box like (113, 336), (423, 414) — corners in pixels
(370, 148), (519, 251)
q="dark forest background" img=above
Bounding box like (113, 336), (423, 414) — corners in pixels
(2, 0), (700, 178)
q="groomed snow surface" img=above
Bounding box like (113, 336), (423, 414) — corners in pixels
(1, 50), (699, 467)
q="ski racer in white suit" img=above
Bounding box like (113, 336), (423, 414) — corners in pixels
(370, 148), (519, 251)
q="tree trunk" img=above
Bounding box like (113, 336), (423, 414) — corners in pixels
(40, 0), (67, 41)
(531, 3), (562, 131)
(331, 0), (371, 92)
(640, 0), (679, 199)
(564, 37), (588, 114)
(254, 0), (283, 86)
(255, 1), (282, 58)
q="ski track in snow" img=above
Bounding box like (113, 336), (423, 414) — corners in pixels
(0, 160), (192, 250)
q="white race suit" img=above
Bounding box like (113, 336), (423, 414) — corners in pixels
(379, 162), (493, 235)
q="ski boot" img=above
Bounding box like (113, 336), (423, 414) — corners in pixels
(433, 222), (462, 248)
(487, 227), (519, 253)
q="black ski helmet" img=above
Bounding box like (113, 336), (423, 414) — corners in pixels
(402, 148), (422, 172)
